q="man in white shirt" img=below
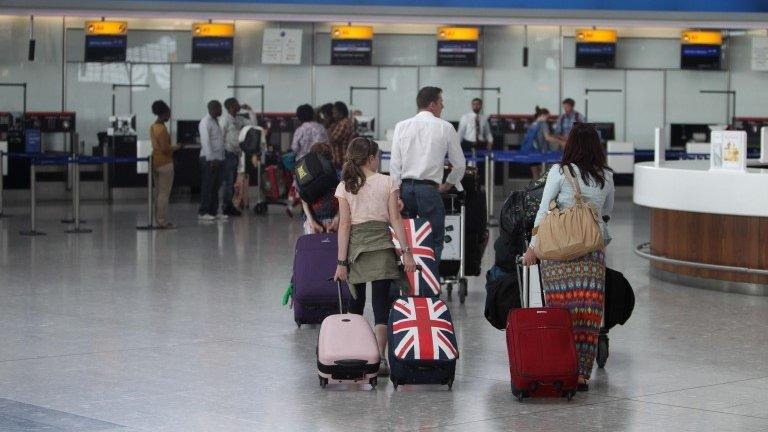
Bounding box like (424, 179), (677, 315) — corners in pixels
(457, 98), (494, 152)
(219, 97), (257, 217)
(198, 100), (226, 221)
(390, 86), (466, 262)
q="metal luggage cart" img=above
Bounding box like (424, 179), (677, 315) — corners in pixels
(442, 193), (468, 304)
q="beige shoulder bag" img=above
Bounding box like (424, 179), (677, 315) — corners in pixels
(533, 165), (604, 261)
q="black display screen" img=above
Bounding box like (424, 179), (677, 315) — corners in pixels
(681, 44), (721, 70)
(331, 40), (372, 66)
(576, 42), (616, 68)
(84, 35), (127, 62)
(437, 40), (478, 67)
(192, 37), (234, 64)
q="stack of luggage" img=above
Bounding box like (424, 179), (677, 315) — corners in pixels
(388, 218), (459, 390)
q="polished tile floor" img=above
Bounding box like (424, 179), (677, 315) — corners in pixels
(0, 196), (767, 431)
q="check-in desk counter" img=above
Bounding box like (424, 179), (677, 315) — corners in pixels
(634, 160), (768, 295)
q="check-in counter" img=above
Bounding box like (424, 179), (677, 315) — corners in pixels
(634, 159), (768, 295)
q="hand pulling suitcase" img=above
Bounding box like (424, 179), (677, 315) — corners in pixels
(317, 280), (380, 389)
(292, 233), (350, 327)
(388, 295), (459, 390)
(506, 258), (578, 402)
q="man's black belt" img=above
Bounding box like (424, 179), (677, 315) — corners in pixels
(403, 178), (437, 186)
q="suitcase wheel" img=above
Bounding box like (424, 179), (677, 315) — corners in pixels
(446, 284), (453, 300)
(254, 202), (267, 215)
(319, 376), (328, 388)
(565, 390), (576, 401)
(597, 333), (609, 369)
(369, 377), (377, 389)
(447, 378), (454, 390)
(458, 278), (468, 304)
(391, 379), (399, 390)
(511, 384), (526, 402)
(295, 320), (302, 328)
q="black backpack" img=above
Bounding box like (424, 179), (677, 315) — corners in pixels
(499, 169), (548, 242)
(604, 268), (635, 330)
(294, 152), (338, 204)
(239, 126), (262, 155)
(484, 266), (521, 330)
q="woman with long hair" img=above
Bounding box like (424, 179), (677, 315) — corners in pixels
(334, 137), (416, 376)
(522, 122), (615, 391)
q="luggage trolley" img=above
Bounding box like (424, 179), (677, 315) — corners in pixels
(441, 193), (468, 304)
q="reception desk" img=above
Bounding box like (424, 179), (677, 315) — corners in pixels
(634, 160), (768, 295)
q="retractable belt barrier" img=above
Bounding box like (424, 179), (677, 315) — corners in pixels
(0, 153), (153, 236)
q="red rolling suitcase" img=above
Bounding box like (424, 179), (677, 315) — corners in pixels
(506, 258), (578, 402)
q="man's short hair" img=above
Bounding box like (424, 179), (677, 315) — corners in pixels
(472, 98), (483, 104)
(417, 86), (443, 110)
(562, 98), (575, 107)
(296, 104), (315, 123)
(224, 98), (239, 111)
(207, 100), (221, 113)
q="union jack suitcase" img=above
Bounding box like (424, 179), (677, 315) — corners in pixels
(388, 296), (459, 389)
(390, 218), (441, 298)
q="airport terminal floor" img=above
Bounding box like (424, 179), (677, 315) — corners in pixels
(0, 196), (767, 432)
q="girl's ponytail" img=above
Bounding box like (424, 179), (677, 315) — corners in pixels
(341, 137), (379, 195)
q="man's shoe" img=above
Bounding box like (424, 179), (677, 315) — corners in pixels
(199, 214), (216, 221)
(224, 207), (242, 217)
(216, 213), (229, 220)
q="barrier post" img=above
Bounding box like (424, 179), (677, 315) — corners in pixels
(484, 151), (491, 223)
(65, 154), (92, 234)
(19, 157), (44, 236)
(136, 155), (156, 230)
(0, 151), (10, 218)
(62, 135), (86, 225)
(487, 151), (498, 227)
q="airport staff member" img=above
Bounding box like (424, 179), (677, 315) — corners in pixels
(198, 100), (226, 221)
(219, 97), (256, 217)
(390, 86), (466, 262)
(554, 98), (584, 142)
(457, 97), (494, 152)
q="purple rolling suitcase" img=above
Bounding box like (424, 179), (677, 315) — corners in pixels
(293, 233), (350, 327)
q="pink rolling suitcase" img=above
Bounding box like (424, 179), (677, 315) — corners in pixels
(317, 281), (381, 389)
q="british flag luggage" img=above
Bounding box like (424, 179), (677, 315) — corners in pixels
(390, 218), (441, 298)
(292, 233), (350, 327)
(388, 218), (458, 390)
(506, 258), (578, 401)
(388, 296), (458, 389)
(317, 280), (380, 389)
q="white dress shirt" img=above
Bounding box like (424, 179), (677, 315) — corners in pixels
(457, 111), (494, 144)
(390, 111), (466, 189)
(219, 110), (257, 156)
(198, 114), (225, 161)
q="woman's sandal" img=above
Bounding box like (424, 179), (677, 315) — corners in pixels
(577, 381), (589, 392)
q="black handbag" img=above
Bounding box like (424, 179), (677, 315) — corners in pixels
(484, 266), (521, 330)
(294, 152), (338, 204)
(604, 268), (635, 330)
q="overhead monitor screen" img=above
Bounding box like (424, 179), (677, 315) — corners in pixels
(437, 40), (478, 67)
(681, 44), (721, 70)
(576, 43), (616, 68)
(84, 35), (127, 62)
(331, 40), (372, 66)
(192, 37), (234, 64)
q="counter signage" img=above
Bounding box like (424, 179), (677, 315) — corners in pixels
(331, 26), (373, 66)
(710, 130), (747, 172)
(192, 23), (235, 64)
(84, 21), (128, 62)
(751, 37), (768, 71)
(437, 27), (479, 67)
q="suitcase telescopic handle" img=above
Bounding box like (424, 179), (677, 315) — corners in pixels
(328, 277), (344, 314)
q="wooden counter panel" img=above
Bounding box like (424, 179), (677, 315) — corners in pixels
(650, 209), (768, 285)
